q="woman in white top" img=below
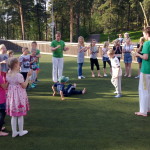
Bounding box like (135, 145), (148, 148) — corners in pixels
(122, 38), (133, 77)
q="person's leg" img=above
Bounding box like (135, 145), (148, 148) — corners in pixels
(117, 76), (122, 94)
(52, 57), (59, 82)
(128, 63), (132, 77)
(78, 63), (83, 77)
(107, 60), (112, 75)
(90, 58), (95, 77)
(138, 63), (142, 76)
(124, 63), (128, 76)
(103, 61), (107, 76)
(18, 116), (28, 136)
(58, 58), (64, 79)
(118, 57), (120, 62)
(136, 73), (150, 116)
(11, 116), (18, 137)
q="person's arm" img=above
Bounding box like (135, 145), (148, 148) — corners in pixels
(60, 91), (65, 100)
(52, 85), (57, 96)
(0, 60), (6, 64)
(64, 46), (69, 51)
(20, 70), (32, 89)
(136, 53), (148, 60)
(0, 82), (8, 89)
(51, 45), (61, 51)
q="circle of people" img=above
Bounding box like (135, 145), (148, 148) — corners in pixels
(0, 27), (150, 138)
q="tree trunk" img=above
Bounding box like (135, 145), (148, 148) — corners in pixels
(127, 2), (130, 30)
(36, 3), (41, 40)
(70, 4), (73, 42)
(18, 0), (25, 40)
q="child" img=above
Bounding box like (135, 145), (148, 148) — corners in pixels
(0, 44), (9, 82)
(52, 76), (86, 100)
(102, 41), (112, 77)
(31, 41), (41, 82)
(19, 47), (31, 81)
(6, 58), (31, 137)
(135, 37), (145, 78)
(29, 50), (38, 88)
(107, 49), (122, 98)
(0, 66), (9, 136)
(90, 39), (102, 77)
(77, 36), (89, 79)
(117, 34), (123, 45)
(7, 50), (14, 58)
(113, 39), (122, 62)
(122, 38), (133, 77)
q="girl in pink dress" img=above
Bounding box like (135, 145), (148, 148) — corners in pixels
(6, 58), (32, 138)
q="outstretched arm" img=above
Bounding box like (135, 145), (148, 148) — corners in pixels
(60, 91), (65, 100)
(52, 85), (57, 96)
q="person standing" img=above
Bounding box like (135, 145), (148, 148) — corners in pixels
(135, 27), (150, 117)
(51, 31), (69, 82)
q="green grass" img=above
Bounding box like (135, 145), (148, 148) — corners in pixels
(1, 54), (150, 150)
(100, 31), (142, 43)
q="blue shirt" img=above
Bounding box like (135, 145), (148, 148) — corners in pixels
(54, 83), (65, 93)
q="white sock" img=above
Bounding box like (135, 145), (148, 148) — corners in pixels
(11, 117), (18, 137)
(18, 116), (24, 133)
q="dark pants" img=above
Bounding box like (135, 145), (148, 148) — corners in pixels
(103, 60), (111, 68)
(77, 63), (83, 76)
(0, 109), (6, 131)
(90, 58), (100, 70)
(21, 72), (28, 81)
(64, 84), (82, 97)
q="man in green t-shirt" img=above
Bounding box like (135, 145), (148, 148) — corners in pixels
(135, 27), (150, 117)
(51, 31), (69, 82)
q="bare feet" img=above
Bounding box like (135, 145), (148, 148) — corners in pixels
(0, 131), (9, 136)
(61, 97), (65, 100)
(98, 74), (103, 77)
(135, 112), (147, 117)
(82, 88), (86, 94)
(53, 92), (56, 96)
(92, 74), (95, 77)
(128, 75), (131, 78)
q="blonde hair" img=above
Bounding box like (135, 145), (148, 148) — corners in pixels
(103, 41), (109, 48)
(107, 49), (115, 56)
(139, 37), (145, 43)
(7, 50), (14, 56)
(0, 44), (7, 54)
(8, 57), (19, 70)
(78, 36), (85, 47)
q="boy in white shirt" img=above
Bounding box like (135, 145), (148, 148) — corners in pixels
(107, 49), (122, 98)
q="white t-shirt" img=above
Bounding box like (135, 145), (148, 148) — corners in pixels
(123, 45), (133, 52)
(110, 57), (122, 77)
(19, 54), (31, 72)
(102, 48), (108, 57)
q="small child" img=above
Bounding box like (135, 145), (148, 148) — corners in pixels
(52, 76), (86, 100)
(102, 41), (112, 77)
(7, 50), (14, 58)
(19, 47), (30, 81)
(6, 58), (31, 137)
(0, 67), (9, 136)
(107, 49), (122, 98)
(113, 39), (122, 62)
(0, 44), (9, 82)
(77, 36), (89, 79)
(90, 39), (102, 77)
(29, 50), (38, 88)
(31, 41), (41, 82)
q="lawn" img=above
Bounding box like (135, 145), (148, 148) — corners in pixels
(1, 54), (150, 150)
(100, 31), (142, 43)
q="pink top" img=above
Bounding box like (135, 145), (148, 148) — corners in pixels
(0, 75), (6, 104)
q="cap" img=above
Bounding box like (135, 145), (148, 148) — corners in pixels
(58, 76), (69, 83)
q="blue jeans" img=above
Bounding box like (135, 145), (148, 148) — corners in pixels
(77, 63), (83, 76)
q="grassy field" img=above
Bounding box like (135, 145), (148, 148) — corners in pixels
(1, 54), (150, 150)
(100, 31), (142, 43)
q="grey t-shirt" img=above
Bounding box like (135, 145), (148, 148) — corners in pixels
(0, 54), (9, 72)
(77, 46), (85, 63)
(90, 46), (98, 59)
(19, 54), (31, 72)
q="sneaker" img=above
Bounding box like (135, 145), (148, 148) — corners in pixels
(30, 84), (36, 88)
(78, 76), (81, 79)
(19, 130), (28, 136)
(135, 75), (140, 79)
(12, 132), (19, 138)
(81, 76), (85, 79)
(114, 91), (117, 94)
(114, 94), (122, 98)
(104, 74), (107, 77)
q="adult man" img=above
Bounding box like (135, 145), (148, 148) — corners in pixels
(51, 31), (69, 82)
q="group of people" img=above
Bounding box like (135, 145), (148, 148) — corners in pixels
(0, 26), (150, 138)
(0, 42), (41, 137)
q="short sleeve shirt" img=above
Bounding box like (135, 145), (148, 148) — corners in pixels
(0, 75), (6, 104)
(141, 41), (150, 74)
(51, 40), (65, 58)
(19, 54), (31, 72)
(102, 48), (108, 58)
(110, 57), (122, 76)
(77, 46), (85, 63)
(90, 46), (98, 59)
(0, 54), (9, 72)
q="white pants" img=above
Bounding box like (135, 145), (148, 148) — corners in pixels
(111, 76), (122, 94)
(52, 57), (64, 82)
(139, 73), (150, 114)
